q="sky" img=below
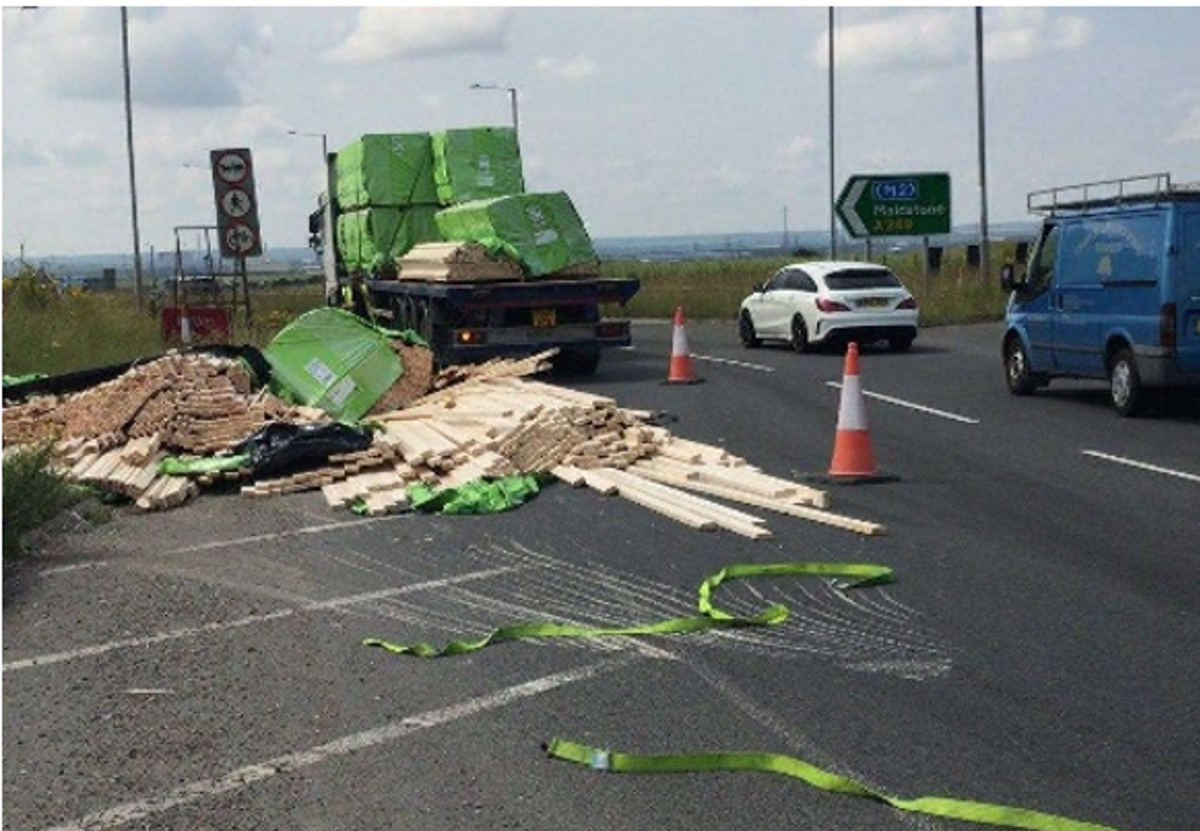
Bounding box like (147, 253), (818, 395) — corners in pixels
(3, 5), (1200, 260)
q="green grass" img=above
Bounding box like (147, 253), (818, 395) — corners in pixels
(2, 444), (88, 563)
(602, 244), (1013, 325)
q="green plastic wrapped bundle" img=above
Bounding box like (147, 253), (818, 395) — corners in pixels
(335, 134), (438, 210)
(432, 126), (524, 205)
(434, 192), (598, 278)
(263, 307), (403, 422)
(336, 205), (442, 273)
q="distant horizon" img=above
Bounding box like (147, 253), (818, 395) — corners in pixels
(4, 220), (1040, 269)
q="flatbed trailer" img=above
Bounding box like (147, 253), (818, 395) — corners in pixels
(345, 272), (640, 373)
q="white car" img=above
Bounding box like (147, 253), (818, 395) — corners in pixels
(738, 260), (918, 352)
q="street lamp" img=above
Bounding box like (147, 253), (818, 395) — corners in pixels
(288, 129), (331, 196)
(469, 83), (519, 138)
(287, 129), (328, 162)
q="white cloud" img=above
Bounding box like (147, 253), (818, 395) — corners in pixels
(3, 8), (267, 109)
(324, 7), (513, 63)
(535, 55), (598, 81)
(986, 8), (1093, 62)
(1169, 100), (1200, 145)
(810, 8), (1092, 71)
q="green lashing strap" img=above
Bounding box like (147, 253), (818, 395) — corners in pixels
(544, 739), (1120, 831)
(362, 562), (894, 658)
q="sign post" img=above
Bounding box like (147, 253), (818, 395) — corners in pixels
(835, 173), (951, 240)
(210, 148), (262, 327)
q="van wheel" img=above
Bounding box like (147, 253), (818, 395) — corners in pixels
(1004, 337), (1039, 395)
(1109, 349), (1145, 417)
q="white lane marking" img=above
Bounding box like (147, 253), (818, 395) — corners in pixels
(691, 353), (775, 373)
(826, 382), (980, 424)
(166, 515), (406, 555)
(41, 655), (641, 831)
(2, 566), (524, 673)
(1082, 450), (1200, 484)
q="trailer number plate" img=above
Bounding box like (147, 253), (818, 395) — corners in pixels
(533, 309), (556, 328)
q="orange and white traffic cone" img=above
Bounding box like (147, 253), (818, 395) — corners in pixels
(827, 342), (891, 481)
(665, 306), (702, 384)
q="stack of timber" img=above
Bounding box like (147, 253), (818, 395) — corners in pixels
(395, 242), (524, 283)
(300, 362), (885, 536)
(394, 241), (601, 284)
(1, 352), (320, 511)
(3, 348), (885, 536)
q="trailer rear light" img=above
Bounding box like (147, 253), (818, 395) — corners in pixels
(1160, 302), (1177, 350)
(816, 297), (852, 312)
(455, 329), (487, 345)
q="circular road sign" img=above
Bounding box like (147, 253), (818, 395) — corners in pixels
(224, 222), (259, 255)
(213, 152), (250, 185)
(220, 188), (254, 219)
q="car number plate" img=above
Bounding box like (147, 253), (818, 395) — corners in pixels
(858, 297), (889, 309)
(532, 308), (556, 328)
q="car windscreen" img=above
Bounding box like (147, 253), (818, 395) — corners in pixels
(823, 269), (901, 290)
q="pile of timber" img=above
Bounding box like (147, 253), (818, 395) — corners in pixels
(3, 348), (885, 536)
(395, 242), (524, 283)
(394, 241), (602, 283)
(2, 352), (321, 510)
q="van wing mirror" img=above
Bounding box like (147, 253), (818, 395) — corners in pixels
(1000, 263), (1021, 293)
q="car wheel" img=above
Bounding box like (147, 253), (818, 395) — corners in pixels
(888, 334), (915, 352)
(1109, 349), (1145, 417)
(738, 310), (761, 348)
(790, 314), (810, 353)
(1004, 336), (1039, 395)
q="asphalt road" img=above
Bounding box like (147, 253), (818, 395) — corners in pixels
(4, 320), (1198, 831)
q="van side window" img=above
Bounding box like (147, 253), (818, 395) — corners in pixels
(1027, 224), (1060, 294)
(1094, 214), (1165, 283)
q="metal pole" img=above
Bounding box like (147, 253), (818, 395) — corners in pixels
(509, 87), (519, 139)
(828, 7), (837, 260)
(975, 7), (991, 281)
(121, 7), (144, 307)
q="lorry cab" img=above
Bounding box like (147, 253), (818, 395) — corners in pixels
(1000, 173), (1200, 415)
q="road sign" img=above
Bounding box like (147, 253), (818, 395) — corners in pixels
(210, 148), (263, 258)
(836, 173), (951, 238)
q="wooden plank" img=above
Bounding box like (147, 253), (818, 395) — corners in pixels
(629, 460), (885, 536)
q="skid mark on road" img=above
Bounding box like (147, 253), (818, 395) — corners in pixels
(9, 538), (951, 680)
(359, 541), (952, 679)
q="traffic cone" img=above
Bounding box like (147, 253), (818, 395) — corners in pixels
(665, 306), (702, 384)
(826, 342), (892, 482)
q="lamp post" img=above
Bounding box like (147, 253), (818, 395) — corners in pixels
(469, 83), (519, 138)
(121, 6), (144, 307)
(288, 129), (330, 199)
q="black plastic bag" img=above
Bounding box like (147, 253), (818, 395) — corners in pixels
(231, 421), (373, 478)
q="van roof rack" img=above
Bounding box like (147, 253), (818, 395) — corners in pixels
(1026, 173), (1199, 215)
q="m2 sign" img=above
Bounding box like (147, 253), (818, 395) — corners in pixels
(836, 173), (951, 238)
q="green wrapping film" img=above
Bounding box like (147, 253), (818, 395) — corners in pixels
(262, 307), (404, 422)
(432, 126), (524, 205)
(434, 192), (598, 278)
(336, 205), (442, 273)
(335, 134), (438, 210)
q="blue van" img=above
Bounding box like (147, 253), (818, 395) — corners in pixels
(1000, 173), (1200, 416)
